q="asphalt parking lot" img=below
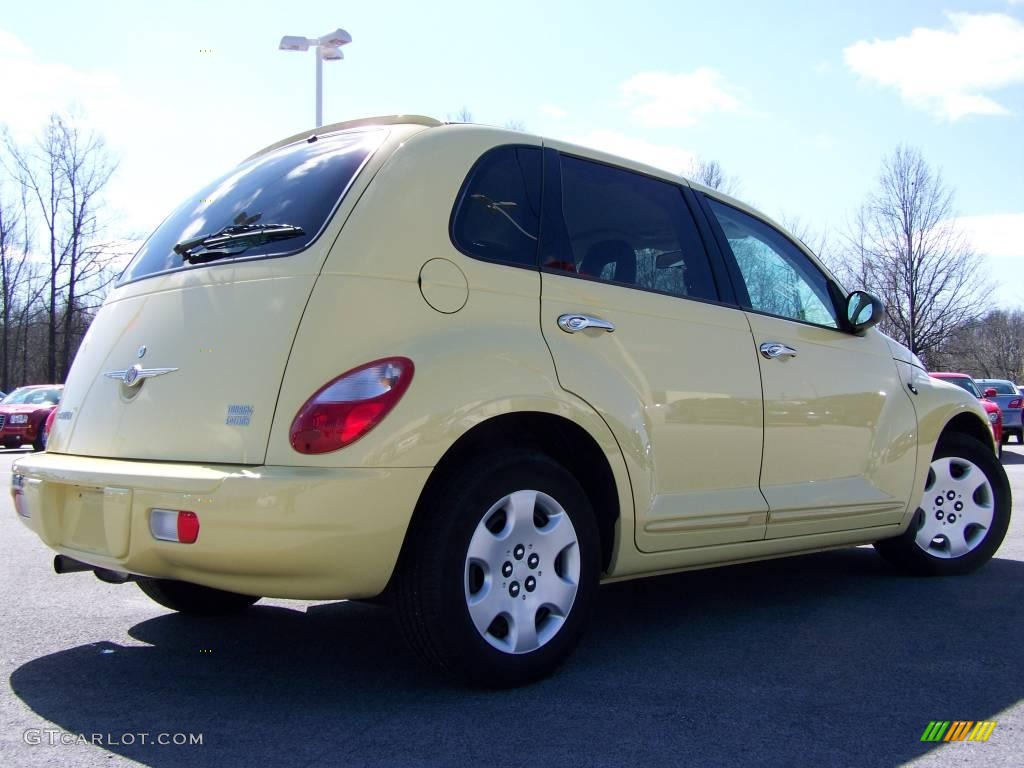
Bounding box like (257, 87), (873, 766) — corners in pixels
(1, 445), (1022, 768)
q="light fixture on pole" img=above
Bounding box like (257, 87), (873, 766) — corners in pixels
(278, 28), (352, 128)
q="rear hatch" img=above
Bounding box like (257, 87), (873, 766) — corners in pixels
(49, 127), (394, 464)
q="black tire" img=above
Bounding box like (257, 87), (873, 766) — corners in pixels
(136, 577), (260, 615)
(874, 433), (1011, 576)
(395, 450), (600, 688)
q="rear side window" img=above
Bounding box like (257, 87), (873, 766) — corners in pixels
(451, 146), (542, 268)
(120, 129), (383, 284)
(550, 155), (719, 302)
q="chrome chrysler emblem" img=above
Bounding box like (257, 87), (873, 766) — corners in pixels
(103, 363), (178, 388)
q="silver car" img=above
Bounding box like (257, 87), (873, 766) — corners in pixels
(975, 379), (1023, 444)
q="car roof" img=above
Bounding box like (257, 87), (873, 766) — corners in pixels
(929, 372), (971, 378)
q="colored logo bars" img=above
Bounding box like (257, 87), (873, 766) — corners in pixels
(920, 721), (997, 742)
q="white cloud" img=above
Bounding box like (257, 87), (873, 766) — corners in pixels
(953, 212), (1024, 307)
(0, 28), (249, 239)
(562, 130), (696, 175)
(844, 13), (1024, 120)
(540, 105), (568, 119)
(619, 68), (740, 127)
(954, 213), (1024, 260)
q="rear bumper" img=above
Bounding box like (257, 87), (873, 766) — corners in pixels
(1001, 410), (1022, 430)
(11, 452), (429, 599)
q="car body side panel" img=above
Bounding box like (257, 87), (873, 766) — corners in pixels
(263, 127), (636, 559)
(750, 319), (919, 538)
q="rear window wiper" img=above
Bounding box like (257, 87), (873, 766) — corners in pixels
(173, 223), (306, 265)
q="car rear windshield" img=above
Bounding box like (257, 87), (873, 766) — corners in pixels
(980, 381), (1017, 395)
(119, 129), (384, 284)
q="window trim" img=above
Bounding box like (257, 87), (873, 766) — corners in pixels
(538, 149), (734, 309)
(447, 143), (544, 272)
(117, 128), (385, 288)
(697, 192), (855, 334)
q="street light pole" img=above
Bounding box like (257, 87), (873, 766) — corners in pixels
(315, 52), (323, 128)
(278, 28), (352, 128)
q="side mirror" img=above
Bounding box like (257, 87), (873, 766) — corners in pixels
(983, 388), (998, 398)
(845, 290), (884, 332)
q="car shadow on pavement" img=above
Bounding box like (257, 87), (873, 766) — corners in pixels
(10, 547), (1024, 768)
(1000, 449), (1023, 465)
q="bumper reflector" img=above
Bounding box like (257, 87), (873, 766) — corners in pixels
(150, 509), (200, 544)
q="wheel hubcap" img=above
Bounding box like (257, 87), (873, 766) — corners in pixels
(464, 489), (581, 654)
(913, 456), (994, 559)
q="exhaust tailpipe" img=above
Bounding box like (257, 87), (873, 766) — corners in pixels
(53, 555), (134, 583)
(53, 555), (93, 574)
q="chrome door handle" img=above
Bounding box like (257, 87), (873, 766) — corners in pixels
(760, 342), (798, 359)
(558, 314), (616, 334)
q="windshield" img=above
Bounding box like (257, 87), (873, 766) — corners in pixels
(119, 128), (384, 284)
(943, 377), (981, 397)
(1, 387), (62, 406)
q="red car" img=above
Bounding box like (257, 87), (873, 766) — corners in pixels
(929, 373), (1002, 451)
(0, 385), (63, 451)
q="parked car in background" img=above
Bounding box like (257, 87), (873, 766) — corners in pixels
(10, 117), (1012, 687)
(929, 373), (1003, 452)
(974, 379), (1023, 445)
(0, 385), (63, 451)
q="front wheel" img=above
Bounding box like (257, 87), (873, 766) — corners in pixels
(136, 578), (260, 615)
(874, 434), (1011, 576)
(395, 451), (600, 688)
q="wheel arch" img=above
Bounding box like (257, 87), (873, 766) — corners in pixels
(939, 411), (996, 453)
(399, 411), (626, 576)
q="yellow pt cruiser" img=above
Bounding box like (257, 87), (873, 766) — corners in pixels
(12, 116), (1011, 687)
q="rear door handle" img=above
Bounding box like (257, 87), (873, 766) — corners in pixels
(558, 314), (616, 334)
(759, 342), (798, 359)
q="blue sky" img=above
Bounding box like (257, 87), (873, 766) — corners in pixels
(2, 0), (1023, 304)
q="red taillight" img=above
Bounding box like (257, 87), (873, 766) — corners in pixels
(289, 357), (414, 454)
(43, 408), (57, 441)
(177, 511), (200, 544)
(1010, 398), (1022, 409)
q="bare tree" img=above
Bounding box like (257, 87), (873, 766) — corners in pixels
(0, 183), (29, 391)
(843, 146), (989, 363)
(686, 159), (739, 196)
(937, 310), (1024, 381)
(447, 107), (474, 123)
(2, 113), (118, 383)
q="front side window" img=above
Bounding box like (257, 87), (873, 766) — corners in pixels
(120, 129), (384, 284)
(707, 198), (839, 328)
(550, 156), (719, 302)
(451, 146), (542, 268)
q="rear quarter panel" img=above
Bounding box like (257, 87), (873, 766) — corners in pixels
(264, 126), (634, 542)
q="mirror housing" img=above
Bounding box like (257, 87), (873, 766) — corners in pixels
(983, 387), (998, 398)
(845, 290), (884, 333)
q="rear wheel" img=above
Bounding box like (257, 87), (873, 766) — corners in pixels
(874, 434), (1010, 576)
(136, 578), (260, 615)
(396, 450), (600, 688)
